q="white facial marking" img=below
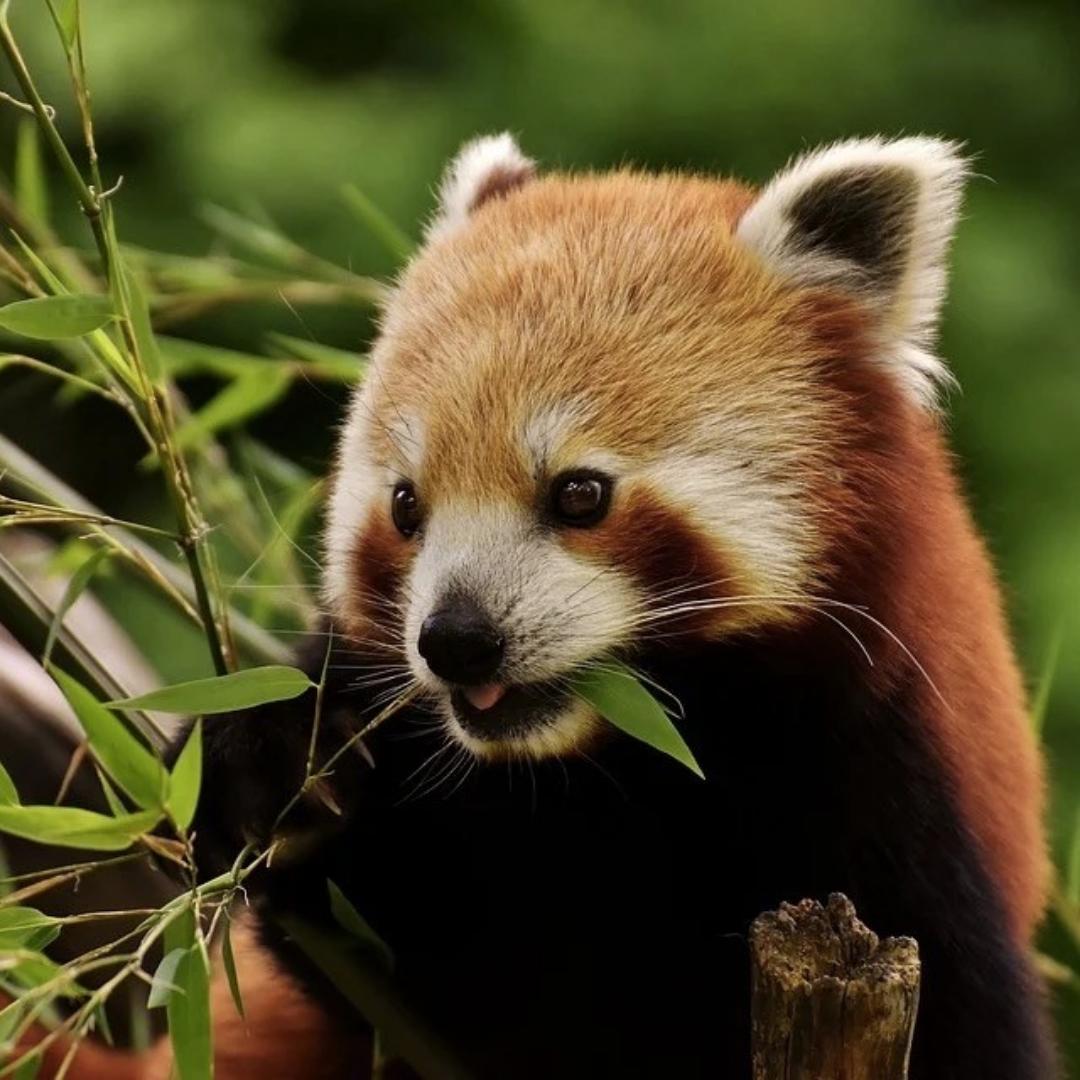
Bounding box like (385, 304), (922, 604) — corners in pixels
(323, 385), (424, 615)
(404, 501), (639, 696)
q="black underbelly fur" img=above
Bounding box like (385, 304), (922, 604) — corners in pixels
(192, 635), (1056, 1079)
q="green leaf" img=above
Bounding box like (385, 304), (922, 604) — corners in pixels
(121, 263), (164, 384)
(12, 1049), (41, 1080)
(10, 232), (67, 294)
(1030, 626), (1063, 738)
(571, 663), (703, 779)
(266, 332), (366, 382)
(0, 907), (60, 951)
(107, 665), (314, 715)
(340, 183), (414, 262)
(0, 295), (113, 340)
(0, 760), (18, 805)
(42, 547), (113, 668)
(221, 918), (245, 1019)
(147, 947), (186, 1009)
(152, 367), (293, 464)
(162, 908), (213, 1080)
(0, 804), (161, 851)
(50, 668), (167, 811)
(201, 204), (306, 269)
(14, 120), (48, 228)
(95, 767), (128, 818)
(92, 1000), (115, 1046)
(158, 337), (273, 380)
(328, 880), (394, 973)
(7, 949), (65, 992)
(57, 0), (80, 48)
(168, 720), (202, 832)
(1067, 806), (1080, 905)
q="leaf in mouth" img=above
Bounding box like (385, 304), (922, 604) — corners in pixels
(570, 662), (704, 779)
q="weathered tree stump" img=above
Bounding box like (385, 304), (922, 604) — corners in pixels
(750, 893), (921, 1080)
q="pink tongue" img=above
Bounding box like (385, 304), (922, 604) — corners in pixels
(464, 683), (506, 711)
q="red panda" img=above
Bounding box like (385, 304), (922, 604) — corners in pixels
(25, 134), (1053, 1078)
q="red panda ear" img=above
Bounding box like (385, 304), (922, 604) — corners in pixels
(736, 137), (969, 407)
(425, 133), (536, 242)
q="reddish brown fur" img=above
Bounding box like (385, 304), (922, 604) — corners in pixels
(345, 169), (1047, 938)
(794, 289), (1047, 940)
(350, 510), (410, 644)
(12, 918), (366, 1080)
(564, 484), (743, 640)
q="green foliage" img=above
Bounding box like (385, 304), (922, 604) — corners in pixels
(160, 908), (212, 1080)
(0, 908), (60, 952)
(41, 547), (113, 667)
(328, 879), (395, 973)
(13, 120), (47, 228)
(220, 917), (244, 1020)
(50, 667), (167, 810)
(0, 805), (161, 851)
(167, 719), (203, 832)
(0, 762), (17, 805)
(106, 665), (314, 714)
(0, 295), (113, 339)
(573, 663), (703, 778)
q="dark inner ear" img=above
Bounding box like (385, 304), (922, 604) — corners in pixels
(467, 161), (536, 215)
(787, 164), (918, 290)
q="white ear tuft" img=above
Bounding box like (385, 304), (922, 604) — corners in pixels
(736, 136), (969, 407)
(425, 133), (536, 242)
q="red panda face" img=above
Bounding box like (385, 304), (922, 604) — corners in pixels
(326, 135), (966, 760)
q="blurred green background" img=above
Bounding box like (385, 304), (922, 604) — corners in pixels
(2, 0), (1078, 1065)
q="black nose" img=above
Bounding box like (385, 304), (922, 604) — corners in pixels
(418, 600), (505, 685)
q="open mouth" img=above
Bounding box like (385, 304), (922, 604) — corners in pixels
(450, 679), (572, 740)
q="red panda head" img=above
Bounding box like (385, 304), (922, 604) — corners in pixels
(325, 133), (968, 760)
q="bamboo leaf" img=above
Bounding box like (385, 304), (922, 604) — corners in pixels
(266, 332), (366, 382)
(6, 949), (65, 992)
(147, 947), (185, 1009)
(340, 183), (413, 262)
(1067, 806), (1080, 905)
(0, 805), (160, 851)
(95, 767), (128, 818)
(165, 366), (293, 456)
(1031, 626), (1063, 738)
(14, 120), (48, 227)
(167, 720), (202, 832)
(50, 668), (167, 810)
(221, 917), (244, 1019)
(0, 907), (60, 951)
(162, 908), (213, 1080)
(10, 233), (67, 294)
(328, 880), (394, 973)
(571, 663), (703, 779)
(158, 337), (274, 380)
(11, 1049), (41, 1079)
(92, 1000), (115, 1046)
(107, 665), (314, 715)
(201, 204), (306, 268)
(121, 263), (164, 383)
(0, 295), (113, 340)
(42, 547), (113, 668)
(0, 761), (18, 805)
(57, 0), (80, 48)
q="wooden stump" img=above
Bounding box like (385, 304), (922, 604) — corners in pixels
(750, 893), (921, 1080)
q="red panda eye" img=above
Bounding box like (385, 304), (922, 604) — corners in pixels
(391, 481), (422, 537)
(550, 471), (612, 527)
